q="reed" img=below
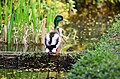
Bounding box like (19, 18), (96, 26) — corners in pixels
(8, 14), (14, 44)
(4, 0), (8, 26)
(1, 0), (58, 45)
(6, 1), (13, 45)
(0, 4), (2, 41)
(30, 0), (37, 33)
(46, 0), (56, 32)
(4, 1), (9, 43)
(0, 3), (2, 27)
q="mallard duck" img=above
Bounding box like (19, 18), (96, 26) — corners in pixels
(44, 15), (64, 56)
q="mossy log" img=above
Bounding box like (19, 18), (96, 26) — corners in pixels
(0, 51), (76, 71)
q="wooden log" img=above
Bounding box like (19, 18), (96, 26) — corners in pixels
(0, 51), (76, 71)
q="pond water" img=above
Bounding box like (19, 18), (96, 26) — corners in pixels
(0, 43), (42, 52)
(0, 69), (66, 79)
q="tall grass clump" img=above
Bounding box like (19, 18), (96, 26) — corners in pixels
(66, 14), (120, 79)
(1, 0), (74, 47)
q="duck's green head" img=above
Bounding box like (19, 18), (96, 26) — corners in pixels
(54, 15), (63, 28)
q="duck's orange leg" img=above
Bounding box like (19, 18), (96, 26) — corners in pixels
(56, 48), (59, 56)
(48, 52), (50, 56)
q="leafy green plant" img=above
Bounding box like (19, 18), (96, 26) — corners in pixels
(66, 14), (120, 79)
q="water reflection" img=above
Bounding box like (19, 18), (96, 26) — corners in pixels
(0, 43), (43, 52)
(0, 69), (66, 79)
(46, 70), (66, 79)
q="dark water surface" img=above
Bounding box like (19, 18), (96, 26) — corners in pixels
(0, 43), (42, 52)
(0, 69), (66, 79)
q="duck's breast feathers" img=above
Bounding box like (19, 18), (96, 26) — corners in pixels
(44, 32), (61, 48)
(50, 33), (60, 45)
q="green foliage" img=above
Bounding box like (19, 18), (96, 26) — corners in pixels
(66, 15), (120, 79)
(96, 0), (120, 8)
(107, 14), (120, 37)
(98, 0), (120, 3)
(75, 0), (120, 11)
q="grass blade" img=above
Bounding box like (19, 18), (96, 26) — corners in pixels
(0, 2), (2, 27)
(4, 0), (8, 26)
(8, 14), (14, 44)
